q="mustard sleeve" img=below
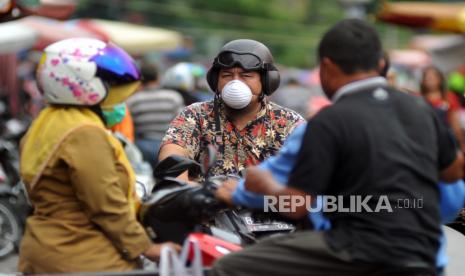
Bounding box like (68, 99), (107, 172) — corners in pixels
(61, 125), (151, 260)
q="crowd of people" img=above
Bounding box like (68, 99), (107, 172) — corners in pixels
(6, 16), (465, 276)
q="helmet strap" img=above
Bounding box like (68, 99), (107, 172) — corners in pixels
(259, 91), (266, 102)
(213, 94), (223, 145)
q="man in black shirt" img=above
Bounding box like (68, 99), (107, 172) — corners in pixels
(211, 19), (464, 276)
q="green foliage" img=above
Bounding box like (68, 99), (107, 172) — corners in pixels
(75, 0), (415, 68)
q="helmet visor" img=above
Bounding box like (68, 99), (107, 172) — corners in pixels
(91, 43), (140, 85)
(216, 51), (262, 70)
(100, 81), (141, 109)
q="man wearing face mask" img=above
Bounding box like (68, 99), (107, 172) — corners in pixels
(159, 39), (304, 179)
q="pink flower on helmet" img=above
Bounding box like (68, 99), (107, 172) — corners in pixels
(72, 88), (82, 98)
(72, 48), (83, 58)
(87, 93), (100, 103)
(61, 77), (70, 86)
(51, 59), (60, 66)
(67, 81), (83, 98)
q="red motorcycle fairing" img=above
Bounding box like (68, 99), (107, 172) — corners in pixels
(185, 233), (242, 267)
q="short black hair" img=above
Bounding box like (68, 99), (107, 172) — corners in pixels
(318, 19), (382, 74)
(140, 62), (159, 84)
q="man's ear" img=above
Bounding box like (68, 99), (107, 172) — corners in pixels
(321, 57), (332, 69)
(322, 57), (342, 75)
(378, 58), (387, 76)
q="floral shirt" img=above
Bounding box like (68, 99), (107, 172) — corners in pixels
(161, 100), (305, 177)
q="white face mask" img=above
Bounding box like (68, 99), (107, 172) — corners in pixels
(221, 80), (253, 109)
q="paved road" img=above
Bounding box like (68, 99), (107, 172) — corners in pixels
(0, 253), (18, 274)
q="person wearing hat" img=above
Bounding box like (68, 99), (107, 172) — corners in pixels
(159, 39), (304, 179)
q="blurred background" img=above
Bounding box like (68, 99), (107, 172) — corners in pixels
(0, 0), (465, 119)
(1, 0), (465, 272)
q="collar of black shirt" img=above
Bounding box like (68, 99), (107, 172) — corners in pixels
(332, 77), (388, 103)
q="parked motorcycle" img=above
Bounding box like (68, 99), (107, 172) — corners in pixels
(0, 118), (31, 259)
(0, 190), (21, 259)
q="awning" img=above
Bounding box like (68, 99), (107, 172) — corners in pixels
(389, 49), (431, 68)
(377, 2), (465, 33)
(0, 20), (38, 53)
(18, 16), (99, 50)
(75, 19), (183, 55)
(9, 17), (183, 54)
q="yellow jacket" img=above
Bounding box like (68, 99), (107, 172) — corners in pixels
(19, 106), (151, 273)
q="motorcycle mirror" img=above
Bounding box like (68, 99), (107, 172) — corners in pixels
(201, 145), (217, 176)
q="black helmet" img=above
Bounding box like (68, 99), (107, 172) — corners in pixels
(206, 39), (280, 96)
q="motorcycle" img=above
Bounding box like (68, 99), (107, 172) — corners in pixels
(140, 145), (295, 264)
(446, 208), (465, 236)
(112, 132), (155, 202)
(0, 118), (31, 259)
(0, 188), (21, 259)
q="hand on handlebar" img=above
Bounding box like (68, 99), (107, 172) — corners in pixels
(143, 242), (182, 262)
(214, 178), (238, 206)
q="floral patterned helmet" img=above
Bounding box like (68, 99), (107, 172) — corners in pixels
(37, 37), (141, 106)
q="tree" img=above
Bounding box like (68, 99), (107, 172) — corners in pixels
(74, 0), (413, 67)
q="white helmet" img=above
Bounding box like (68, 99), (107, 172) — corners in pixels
(162, 62), (205, 92)
(37, 37), (141, 107)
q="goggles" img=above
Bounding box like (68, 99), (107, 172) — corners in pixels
(215, 51), (263, 70)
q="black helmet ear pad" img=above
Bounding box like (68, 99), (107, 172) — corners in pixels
(206, 66), (219, 93)
(206, 64), (280, 95)
(264, 70), (280, 96)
